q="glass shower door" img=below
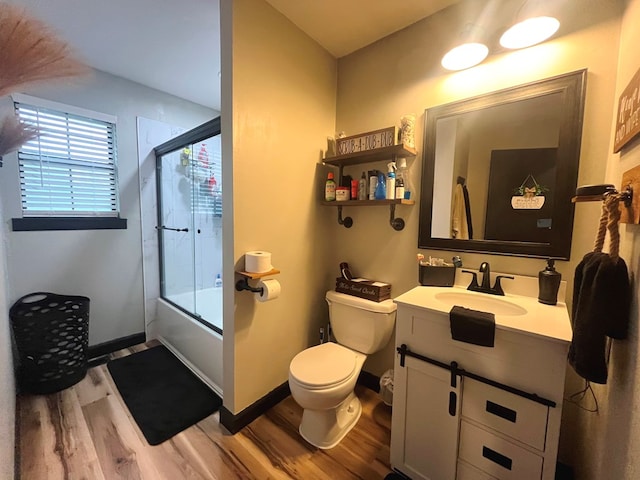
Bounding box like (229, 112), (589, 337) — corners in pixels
(156, 118), (222, 334)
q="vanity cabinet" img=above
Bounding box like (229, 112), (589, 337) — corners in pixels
(390, 284), (571, 480)
(392, 355), (462, 479)
(322, 144), (416, 230)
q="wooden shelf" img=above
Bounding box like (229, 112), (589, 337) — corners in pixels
(572, 195), (604, 203)
(236, 268), (280, 280)
(323, 144), (417, 167)
(321, 142), (417, 231)
(321, 199), (415, 206)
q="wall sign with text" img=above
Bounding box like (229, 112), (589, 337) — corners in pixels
(614, 66), (640, 153)
(336, 127), (397, 156)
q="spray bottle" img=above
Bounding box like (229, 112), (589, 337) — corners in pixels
(396, 158), (413, 200)
(375, 171), (387, 199)
(386, 161), (396, 200)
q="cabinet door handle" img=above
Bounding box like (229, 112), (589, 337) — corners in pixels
(486, 400), (517, 423)
(482, 446), (513, 470)
(448, 391), (457, 416)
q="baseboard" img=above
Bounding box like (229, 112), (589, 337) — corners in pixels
(358, 370), (381, 393)
(220, 382), (290, 434)
(88, 332), (146, 359)
(555, 462), (574, 480)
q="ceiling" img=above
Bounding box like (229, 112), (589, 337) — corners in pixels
(3, 0), (458, 111)
(264, 0), (459, 58)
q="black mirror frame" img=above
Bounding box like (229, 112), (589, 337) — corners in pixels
(418, 69), (587, 260)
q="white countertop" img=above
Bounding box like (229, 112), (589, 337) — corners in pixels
(394, 274), (573, 344)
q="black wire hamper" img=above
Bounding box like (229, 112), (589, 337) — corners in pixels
(10, 292), (90, 394)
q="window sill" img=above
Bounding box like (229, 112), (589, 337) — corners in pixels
(11, 217), (127, 231)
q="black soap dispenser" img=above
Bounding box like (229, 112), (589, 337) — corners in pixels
(538, 258), (561, 305)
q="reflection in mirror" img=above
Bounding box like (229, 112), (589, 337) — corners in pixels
(419, 70), (587, 259)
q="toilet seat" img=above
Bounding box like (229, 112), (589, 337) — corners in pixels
(289, 342), (357, 389)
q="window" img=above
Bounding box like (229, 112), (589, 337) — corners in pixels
(191, 140), (222, 217)
(11, 94), (125, 231)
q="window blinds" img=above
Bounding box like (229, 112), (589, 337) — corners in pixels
(15, 102), (118, 217)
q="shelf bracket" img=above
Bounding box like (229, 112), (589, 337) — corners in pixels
(235, 278), (263, 294)
(337, 206), (353, 228)
(389, 204), (405, 231)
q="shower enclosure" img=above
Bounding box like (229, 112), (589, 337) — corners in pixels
(153, 118), (223, 395)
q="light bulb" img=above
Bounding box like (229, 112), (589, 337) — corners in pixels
(500, 16), (560, 49)
(441, 43), (489, 71)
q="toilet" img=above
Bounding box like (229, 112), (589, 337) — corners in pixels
(288, 290), (397, 449)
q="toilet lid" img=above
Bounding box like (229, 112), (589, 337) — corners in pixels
(290, 343), (357, 388)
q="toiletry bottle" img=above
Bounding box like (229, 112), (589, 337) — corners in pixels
(386, 162), (396, 200)
(358, 172), (367, 200)
(350, 179), (358, 200)
(538, 258), (561, 305)
(369, 170), (378, 200)
(325, 172), (336, 201)
(375, 171), (387, 199)
(396, 158), (413, 199)
(214, 273), (222, 288)
(395, 173), (404, 200)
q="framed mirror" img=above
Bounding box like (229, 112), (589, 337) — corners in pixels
(418, 70), (587, 259)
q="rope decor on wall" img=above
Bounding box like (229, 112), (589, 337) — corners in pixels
(569, 189), (631, 386)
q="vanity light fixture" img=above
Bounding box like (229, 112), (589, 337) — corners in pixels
(499, 15), (560, 49)
(441, 23), (488, 71)
(441, 42), (489, 71)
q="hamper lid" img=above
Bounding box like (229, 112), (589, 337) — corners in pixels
(290, 343), (357, 388)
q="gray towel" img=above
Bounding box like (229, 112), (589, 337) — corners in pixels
(568, 252), (630, 384)
(450, 306), (495, 347)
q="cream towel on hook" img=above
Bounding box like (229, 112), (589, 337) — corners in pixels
(452, 183), (469, 239)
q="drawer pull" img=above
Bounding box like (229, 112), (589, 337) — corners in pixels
(449, 391), (457, 416)
(482, 446), (513, 470)
(486, 400), (517, 423)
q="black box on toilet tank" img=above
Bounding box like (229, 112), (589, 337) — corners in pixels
(335, 277), (391, 302)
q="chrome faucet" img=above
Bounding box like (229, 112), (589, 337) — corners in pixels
(461, 262), (514, 296)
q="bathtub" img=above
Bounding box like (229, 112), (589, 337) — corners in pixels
(154, 291), (223, 397)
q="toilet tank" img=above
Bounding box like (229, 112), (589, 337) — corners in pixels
(326, 290), (397, 354)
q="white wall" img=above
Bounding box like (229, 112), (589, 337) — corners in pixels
(0, 69), (215, 345)
(563, 1), (640, 478)
(0, 196), (15, 480)
(222, 0), (337, 413)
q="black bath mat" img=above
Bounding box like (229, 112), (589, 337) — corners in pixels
(107, 345), (222, 445)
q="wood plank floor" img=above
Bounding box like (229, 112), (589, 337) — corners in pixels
(17, 341), (395, 480)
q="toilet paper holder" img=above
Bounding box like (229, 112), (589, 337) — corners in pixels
(235, 278), (264, 294)
(235, 268), (280, 294)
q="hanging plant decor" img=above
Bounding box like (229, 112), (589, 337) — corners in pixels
(511, 174), (549, 210)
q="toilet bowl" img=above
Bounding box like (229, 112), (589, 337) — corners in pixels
(288, 291), (396, 449)
(289, 342), (366, 449)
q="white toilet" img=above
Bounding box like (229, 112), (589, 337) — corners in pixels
(288, 290), (397, 449)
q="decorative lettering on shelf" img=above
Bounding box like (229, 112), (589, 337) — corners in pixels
(336, 127), (398, 156)
(614, 66), (640, 153)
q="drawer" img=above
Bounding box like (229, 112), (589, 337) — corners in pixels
(457, 460), (498, 480)
(462, 378), (548, 450)
(459, 421), (543, 480)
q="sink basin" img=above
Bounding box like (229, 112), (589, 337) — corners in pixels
(435, 291), (528, 316)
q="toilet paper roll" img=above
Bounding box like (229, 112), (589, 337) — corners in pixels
(257, 279), (281, 302)
(245, 251), (272, 273)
